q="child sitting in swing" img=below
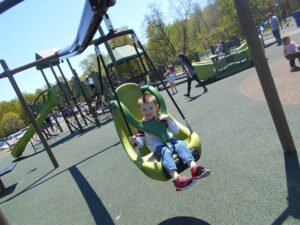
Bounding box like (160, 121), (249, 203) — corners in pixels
(129, 92), (210, 191)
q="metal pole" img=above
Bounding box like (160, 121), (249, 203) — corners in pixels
(0, 209), (10, 225)
(95, 45), (133, 135)
(47, 65), (74, 133)
(57, 64), (88, 126)
(50, 65), (83, 131)
(66, 59), (100, 127)
(97, 26), (125, 82)
(125, 61), (134, 76)
(131, 37), (148, 74)
(0, 60), (59, 168)
(40, 69), (51, 88)
(52, 113), (63, 132)
(234, 0), (296, 153)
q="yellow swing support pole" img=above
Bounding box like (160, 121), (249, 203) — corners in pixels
(234, 0), (296, 153)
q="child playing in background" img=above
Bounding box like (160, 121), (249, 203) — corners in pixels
(164, 65), (178, 94)
(129, 92), (210, 191)
(168, 64), (176, 77)
(282, 36), (300, 72)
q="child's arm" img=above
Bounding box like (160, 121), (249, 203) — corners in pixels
(129, 130), (145, 148)
(184, 65), (193, 78)
(158, 114), (179, 134)
(129, 135), (137, 144)
(283, 47), (287, 56)
(164, 70), (170, 78)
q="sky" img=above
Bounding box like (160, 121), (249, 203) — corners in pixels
(0, 0), (204, 102)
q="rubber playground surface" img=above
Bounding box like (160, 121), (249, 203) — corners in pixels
(0, 26), (300, 225)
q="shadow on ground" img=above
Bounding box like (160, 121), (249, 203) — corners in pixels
(0, 142), (120, 204)
(271, 151), (300, 224)
(12, 150), (44, 162)
(0, 183), (18, 198)
(69, 166), (115, 225)
(187, 93), (203, 102)
(12, 121), (114, 162)
(12, 132), (80, 162)
(264, 40), (277, 48)
(158, 216), (210, 225)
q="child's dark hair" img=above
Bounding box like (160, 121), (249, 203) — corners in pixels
(177, 53), (192, 67)
(282, 36), (290, 45)
(138, 92), (158, 107)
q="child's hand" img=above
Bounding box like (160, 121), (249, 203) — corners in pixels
(129, 135), (137, 144)
(157, 114), (169, 121)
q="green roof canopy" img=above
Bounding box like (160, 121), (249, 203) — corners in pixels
(35, 48), (60, 70)
(106, 44), (144, 68)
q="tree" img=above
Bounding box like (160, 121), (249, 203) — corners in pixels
(172, 0), (194, 54)
(144, 3), (176, 56)
(0, 112), (24, 135)
(109, 26), (133, 47)
(79, 53), (98, 77)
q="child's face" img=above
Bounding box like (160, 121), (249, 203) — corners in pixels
(140, 102), (158, 119)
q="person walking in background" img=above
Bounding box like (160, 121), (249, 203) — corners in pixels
(177, 53), (208, 97)
(266, 12), (281, 46)
(282, 36), (300, 72)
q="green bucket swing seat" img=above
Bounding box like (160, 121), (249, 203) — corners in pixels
(111, 83), (202, 181)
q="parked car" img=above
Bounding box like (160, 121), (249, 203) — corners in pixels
(78, 102), (87, 109)
(7, 133), (18, 141)
(52, 110), (62, 117)
(0, 142), (10, 150)
(15, 127), (29, 140)
(0, 137), (8, 143)
(62, 106), (79, 117)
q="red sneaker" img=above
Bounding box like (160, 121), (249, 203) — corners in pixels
(191, 166), (211, 180)
(173, 175), (195, 191)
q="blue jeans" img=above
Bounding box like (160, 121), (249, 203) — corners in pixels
(154, 138), (194, 176)
(272, 29), (281, 45)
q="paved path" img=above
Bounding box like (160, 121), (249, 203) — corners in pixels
(241, 19), (300, 105)
(0, 26), (300, 225)
(240, 56), (300, 104)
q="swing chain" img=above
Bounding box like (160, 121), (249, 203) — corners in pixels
(103, 13), (114, 32)
(184, 119), (193, 134)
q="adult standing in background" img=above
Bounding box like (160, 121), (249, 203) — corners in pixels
(267, 12), (281, 46)
(177, 53), (208, 97)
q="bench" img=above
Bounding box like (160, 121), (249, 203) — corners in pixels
(0, 162), (17, 193)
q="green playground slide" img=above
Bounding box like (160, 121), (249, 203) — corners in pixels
(11, 87), (58, 158)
